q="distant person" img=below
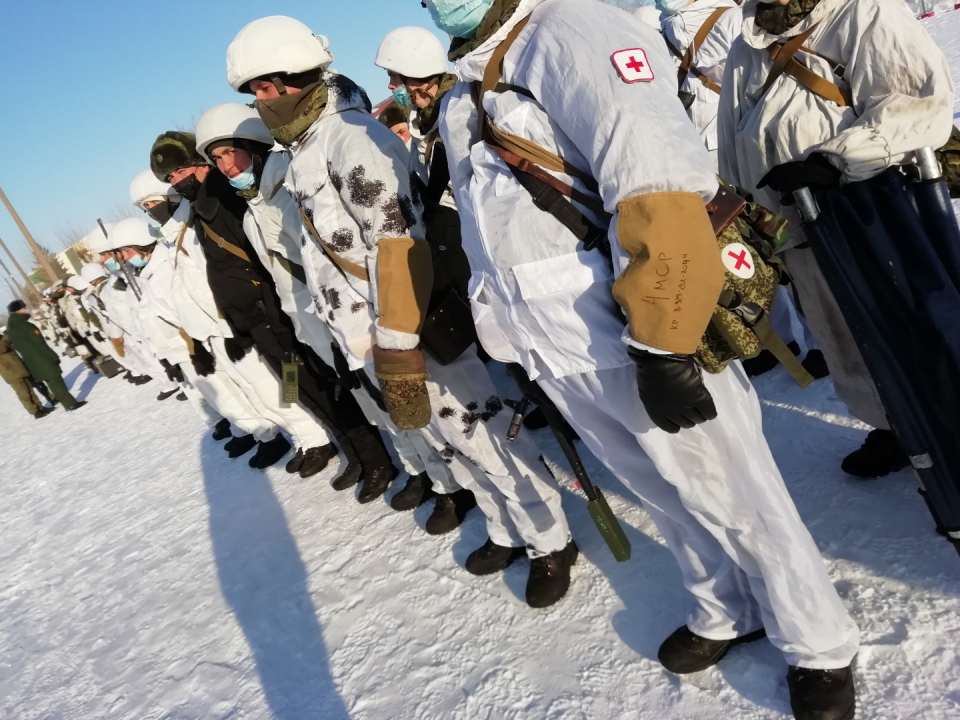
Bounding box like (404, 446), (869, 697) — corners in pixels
(0, 330), (54, 418)
(377, 102), (413, 146)
(4, 300), (86, 411)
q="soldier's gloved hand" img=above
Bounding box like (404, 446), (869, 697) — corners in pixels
(373, 345), (431, 430)
(223, 337), (252, 363)
(190, 340), (216, 377)
(757, 153), (841, 197)
(627, 347), (717, 434)
(160, 359), (184, 384)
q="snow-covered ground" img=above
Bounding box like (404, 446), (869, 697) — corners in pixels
(2, 10), (960, 720)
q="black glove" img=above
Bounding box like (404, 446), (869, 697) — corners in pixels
(628, 347), (717, 434)
(332, 342), (361, 390)
(223, 337), (251, 363)
(92, 331), (104, 343)
(757, 153), (842, 197)
(160, 358), (185, 384)
(190, 340), (216, 377)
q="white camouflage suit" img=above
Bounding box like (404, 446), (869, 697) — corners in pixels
(717, 0), (955, 430)
(441, 0), (858, 667)
(662, 0), (742, 172)
(283, 73), (570, 555)
(244, 150), (458, 492)
(160, 202), (329, 449)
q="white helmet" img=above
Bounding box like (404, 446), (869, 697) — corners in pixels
(66, 275), (91, 291)
(104, 218), (163, 252)
(634, 6), (664, 30)
(129, 170), (180, 208)
(375, 27), (448, 79)
(195, 103), (275, 163)
(79, 262), (107, 284)
(227, 16), (334, 93)
(83, 222), (117, 255)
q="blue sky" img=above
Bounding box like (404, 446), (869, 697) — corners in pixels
(0, 0), (449, 307)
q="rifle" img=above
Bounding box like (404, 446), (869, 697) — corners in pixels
(506, 364), (631, 562)
(98, 218), (142, 301)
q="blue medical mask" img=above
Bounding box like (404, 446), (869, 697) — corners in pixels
(426, 0), (495, 40)
(128, 255), (148, 269)
(656, 0), (691, 16)
(104, 258), (121, 273)
(228, 166), (257, 190)
(392, 86), (412, 108)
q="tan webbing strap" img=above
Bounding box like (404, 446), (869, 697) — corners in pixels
(753, 314), (815, 388)
(763, 26), (852, 107)
(490, 144), (607, 215)
(298, 207), (370, 282)
(200, 221), (252, 263)
(678, 8), (728, 95)
(177, 328), (196, 356)
(173, 224), (189, 269)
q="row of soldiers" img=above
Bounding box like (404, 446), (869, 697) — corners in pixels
(26, 1), (960, 718)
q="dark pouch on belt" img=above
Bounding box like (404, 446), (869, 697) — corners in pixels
(419, 287), (477, 366)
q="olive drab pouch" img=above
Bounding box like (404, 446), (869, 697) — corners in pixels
(694, 186), (813, 387)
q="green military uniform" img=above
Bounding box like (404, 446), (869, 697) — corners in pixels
(0, 333), (42, 415)
(4, 312), (80, 409)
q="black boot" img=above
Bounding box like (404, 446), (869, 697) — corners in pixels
(33, 406), (55, 419)
(300, 444), (339, 478)
(65, 401), (87, 412)
(841, 429), (909, 478)
(658, 626), (767, 674)
(357, 465), (400, 504)
(522, 406), (549, 430)
(332, 463), (363, 491)
(787, 665), (856, 720)
(211, 419), (232, 442)
(742, 349), (780, 377)
(526, 541), (578, 609)
(801, 349), (830, 380)
(285, 448), (305, 474)
(176, 392), (188, 401)
(133, 375), (153, 386)
(390, 472), (433, 511)
(249, 435), (292, 469)
(157, 388), (179, 401)
(425, 489), (477, 535)
(465, 538), (526, 576)
(225, 434), (257, 458)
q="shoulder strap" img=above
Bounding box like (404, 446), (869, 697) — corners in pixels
(298, 207), (370, 282)
(763, 26), (852, 107)
(199, 220), (252, 263)
(475, 15), (604, 211)
(677, 8), (728, 95)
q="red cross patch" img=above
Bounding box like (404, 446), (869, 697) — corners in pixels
(721, 242), (756, 280)
(611, 48), (655, 83)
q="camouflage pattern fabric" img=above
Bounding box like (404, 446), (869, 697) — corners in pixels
(694, 213), (784, 374)
(937, 125), (960, 199)
(377, 371), (432, 430)
(754, 0), (823, 35)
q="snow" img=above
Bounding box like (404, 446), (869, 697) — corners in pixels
(2, 11), (960, 720)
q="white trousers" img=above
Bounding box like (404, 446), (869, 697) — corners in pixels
(209, 338), (331, 450)
(367, 349), (571, 556)
(539, 363), (860, 669)
(785, 246), (887, 429)
(180, 359), (274, 441)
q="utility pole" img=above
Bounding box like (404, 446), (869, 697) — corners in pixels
(3, 275), (23, 302)
(0, 233), (41, 305)
(0, 185), (61, 286)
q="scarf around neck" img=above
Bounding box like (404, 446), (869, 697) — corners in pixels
(754, 0), (823, 35)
